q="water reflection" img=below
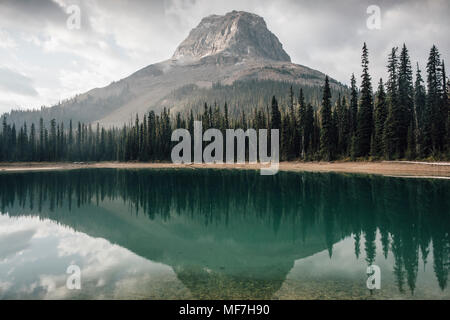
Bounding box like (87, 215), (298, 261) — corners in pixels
(0, 169), (449, 299)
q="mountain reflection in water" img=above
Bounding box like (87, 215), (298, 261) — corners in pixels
(0, 169), (448, 299)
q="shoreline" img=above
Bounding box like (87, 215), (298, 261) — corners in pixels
(0, 161), (450, 178)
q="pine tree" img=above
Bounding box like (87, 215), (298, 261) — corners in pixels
(271, 96), (281, 130)
(398, 44), (414, 157)
(281, 113), (290, 160)
(49, 119), (57, 161)
(384, 47), (400, 158)
(76, 122), (82, 161)
(446, 78), (450, 157)
(313, 110), (321, 158)
(414, 63), (426, 156)
(39, 118), (45, 161)
(320, 76), (334, 160)
(350, 73), (358, 136)
(355, 43), (374, 157)
(288, 86), (299, 159)
(406, 122), (416, 160)
(440, 60), (448, 156)
(424, 45), (442, 156)
(342, 96), (351, 156)
(373, 78), (387, 157)
(224, 102), (229, 129)
(11, 124), (16, 160)
(305, 103), (314, 158)
(30, 123), (36, 161)
(298, 88), (306, 158)
(336, 93), (349, 157)
(1, 116), (7, 161)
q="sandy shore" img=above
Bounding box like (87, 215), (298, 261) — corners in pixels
(0, 161), (449, 178)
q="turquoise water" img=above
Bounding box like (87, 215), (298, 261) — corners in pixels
(0, 169), (449, 299)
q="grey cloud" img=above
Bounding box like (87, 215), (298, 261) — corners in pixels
(0, 0), (67, 27)
(0, 68), (38, 96)
(0, 0), (448, 112)
(0, 0), (95, 34)
(0, 229), (36, 260)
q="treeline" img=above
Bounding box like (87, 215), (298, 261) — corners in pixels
(317, 43), (449, 161)
(2, 83), (133, 128)
(1, 80), (346, 129)
(0, 43), (448, 162)
(167, 79), (346, 118)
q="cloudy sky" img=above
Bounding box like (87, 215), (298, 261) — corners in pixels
(0, 0), (448, 114)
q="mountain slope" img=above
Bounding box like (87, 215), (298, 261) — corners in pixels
(3, 11), (345, 127)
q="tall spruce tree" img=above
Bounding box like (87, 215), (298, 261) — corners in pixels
(335, 94), (349, 157)
(373, 78), (387, 157)
(424, 45), (442, 155)
(298, 88), (306, 158)
(414, 63), (426, 156)
(440, 60), (448, 156)
(384, 47), (400, 158)
(305, 103), (314, 158)
(320, 76), (334, 160)
(355, 43), (374, 157)
(350, 74), (358, 136)
(398, 44), (414, 157)
(289, 86), (299, 158)
(446, 78), (450, 156)
(271, 96), (281, 130)
(341, 96), (351, 156)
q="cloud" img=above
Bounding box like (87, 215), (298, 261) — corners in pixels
(0, 229), (35, 261)
(0, 0), (67, 33)
(0, 30), (17, 49)
(0, 0), (448, 113)
(0, 68), (38, 96)
(0, 214), (185, 299)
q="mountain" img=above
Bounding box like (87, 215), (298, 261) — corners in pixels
(172, 11), (291, 62)
(3, 11), (346, 127)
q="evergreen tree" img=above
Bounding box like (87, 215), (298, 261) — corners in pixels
(304, 103), (314, 158)
(289, 86), (299, 159)
(424, 45), (443, 155)
(320, 76), (334, 160)
(30, 123), (36, 161)
(298, 88), (306, 158)
(355, 43), (374, 157)
(414, 63), (426, 156)
(224, 103), (229, 129)
(341, 96), (351, 156)
(384, 47), (400, 158)
(336, 93), (349, 157)
(49, 119), (57, 161)
(373, 78), (387, 157)
(398, 44), (414, 156)
(39, 118), (45, 161)
(350, 73), (358, 136)
(271, 96), (281, 130)
(281, 113), (290, 160)
(440, 60), (448, 156)
(406, 122), (416, 159)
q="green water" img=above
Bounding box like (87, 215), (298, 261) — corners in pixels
(0, 169), (449, 300)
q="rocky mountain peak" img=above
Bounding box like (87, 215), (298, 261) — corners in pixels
(172, 11), (291, 62)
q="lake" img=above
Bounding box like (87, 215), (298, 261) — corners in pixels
(0, 169), (449, 299)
